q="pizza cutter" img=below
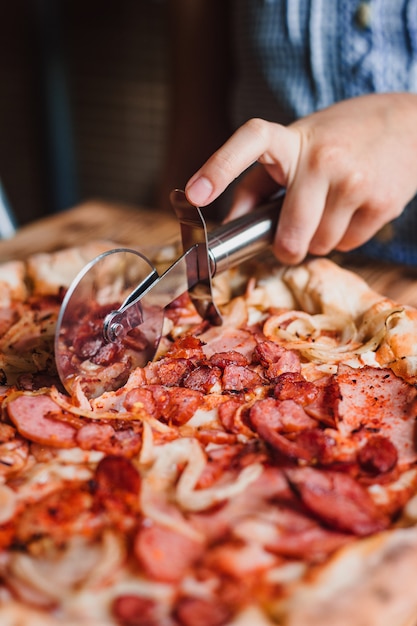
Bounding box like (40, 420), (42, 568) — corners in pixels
(55, 189), (284, 396)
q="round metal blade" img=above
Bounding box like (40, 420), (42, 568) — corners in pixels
(55, 248), (164, 397)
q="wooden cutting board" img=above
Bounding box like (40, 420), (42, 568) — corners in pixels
(1, 200), (417, 307)
(0, 201), (179, 262)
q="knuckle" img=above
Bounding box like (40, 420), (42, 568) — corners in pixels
(245, 117), (270, 138)
(308, 142), (342, 174)
(308, 143), (368, 195)
(336, 169), (368, 199)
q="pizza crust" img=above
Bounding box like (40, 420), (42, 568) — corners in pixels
(282, 527), (417, 626)
(26, 240), (117, 295)
(282, 258), (384, 318)
(0, 260), (27, 304)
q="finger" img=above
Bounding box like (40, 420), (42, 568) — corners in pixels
(306, 162), (375, 255)
(185, 119), (299, 207)
(308, 188), (361, 255)
(226, 165), (280, 222)
(336, 204), (392, 252)
(273, 174), (329, 264)
(308, 205), (356, 256)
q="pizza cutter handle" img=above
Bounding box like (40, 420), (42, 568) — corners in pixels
(207, 189), (285, 276)
(170, 188), (284, 326)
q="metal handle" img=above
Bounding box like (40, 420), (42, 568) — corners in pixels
(170, 188), (284, 326)
(207, 191), (284, 275)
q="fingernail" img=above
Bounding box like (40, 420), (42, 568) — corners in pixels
(186, 176), (213, 205)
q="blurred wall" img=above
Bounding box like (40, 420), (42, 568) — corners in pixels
(0, 0), (169, 226)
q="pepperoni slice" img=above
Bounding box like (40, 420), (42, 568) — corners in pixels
(7, 394), (77, 448)
(76, 423), (142, 457)
(249, 398), (320, 462)
(112, 594), (158, 626)
(174, 596), (232, 626)
(254, 340), (301, 380)
(218, 399), (246, 433)
(94, 455), (141, 499)
(124, 387), (157, 415)
(155, 357), (193, 386)
(165, 336), (205, 360)
(265, 524), (352, 561)
(164, 388), (204, 426)
(286, 466), (390, 535)
(184, 364), (222, 393)
(273, 372), (318, 405)
(93, 456), (141, 524)
(222, 364), (264, 391)
(357, 435), (398, 474)
(134, 523), (203, 583)
(253, 341), (286, 366)
(251, 398), (317, 434)
(76, 422), (116, 450)
(209, 351), (249, 368)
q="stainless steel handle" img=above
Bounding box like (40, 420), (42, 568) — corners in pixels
(207, 191), (284, 275)
(170, 188), (284, 325)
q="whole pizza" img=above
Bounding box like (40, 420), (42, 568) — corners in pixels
(0, 241), (417, 626)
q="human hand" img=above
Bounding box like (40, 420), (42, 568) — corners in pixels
(185, 93), (417, 264)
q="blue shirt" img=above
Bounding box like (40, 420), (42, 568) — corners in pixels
(231, 0), (417, 265)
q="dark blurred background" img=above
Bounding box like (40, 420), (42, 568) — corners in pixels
(0, 0), (169, 227)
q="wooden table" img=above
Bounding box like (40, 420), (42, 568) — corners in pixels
(1, 200), (417, 307)
(0, 201), (179, 261)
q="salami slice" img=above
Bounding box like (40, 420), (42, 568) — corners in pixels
(7, 394), (77, 447)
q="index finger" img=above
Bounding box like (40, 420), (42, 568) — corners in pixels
(185, 118), (300, 207)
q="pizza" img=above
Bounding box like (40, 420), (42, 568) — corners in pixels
(0, 240), (417, 626)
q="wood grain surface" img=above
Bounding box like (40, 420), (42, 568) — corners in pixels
(1, 200), (416, 307)
(0, 201), (179, 261)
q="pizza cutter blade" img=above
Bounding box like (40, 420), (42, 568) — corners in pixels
(54, 248), (164, 397)
(55, 189), (284, 397)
